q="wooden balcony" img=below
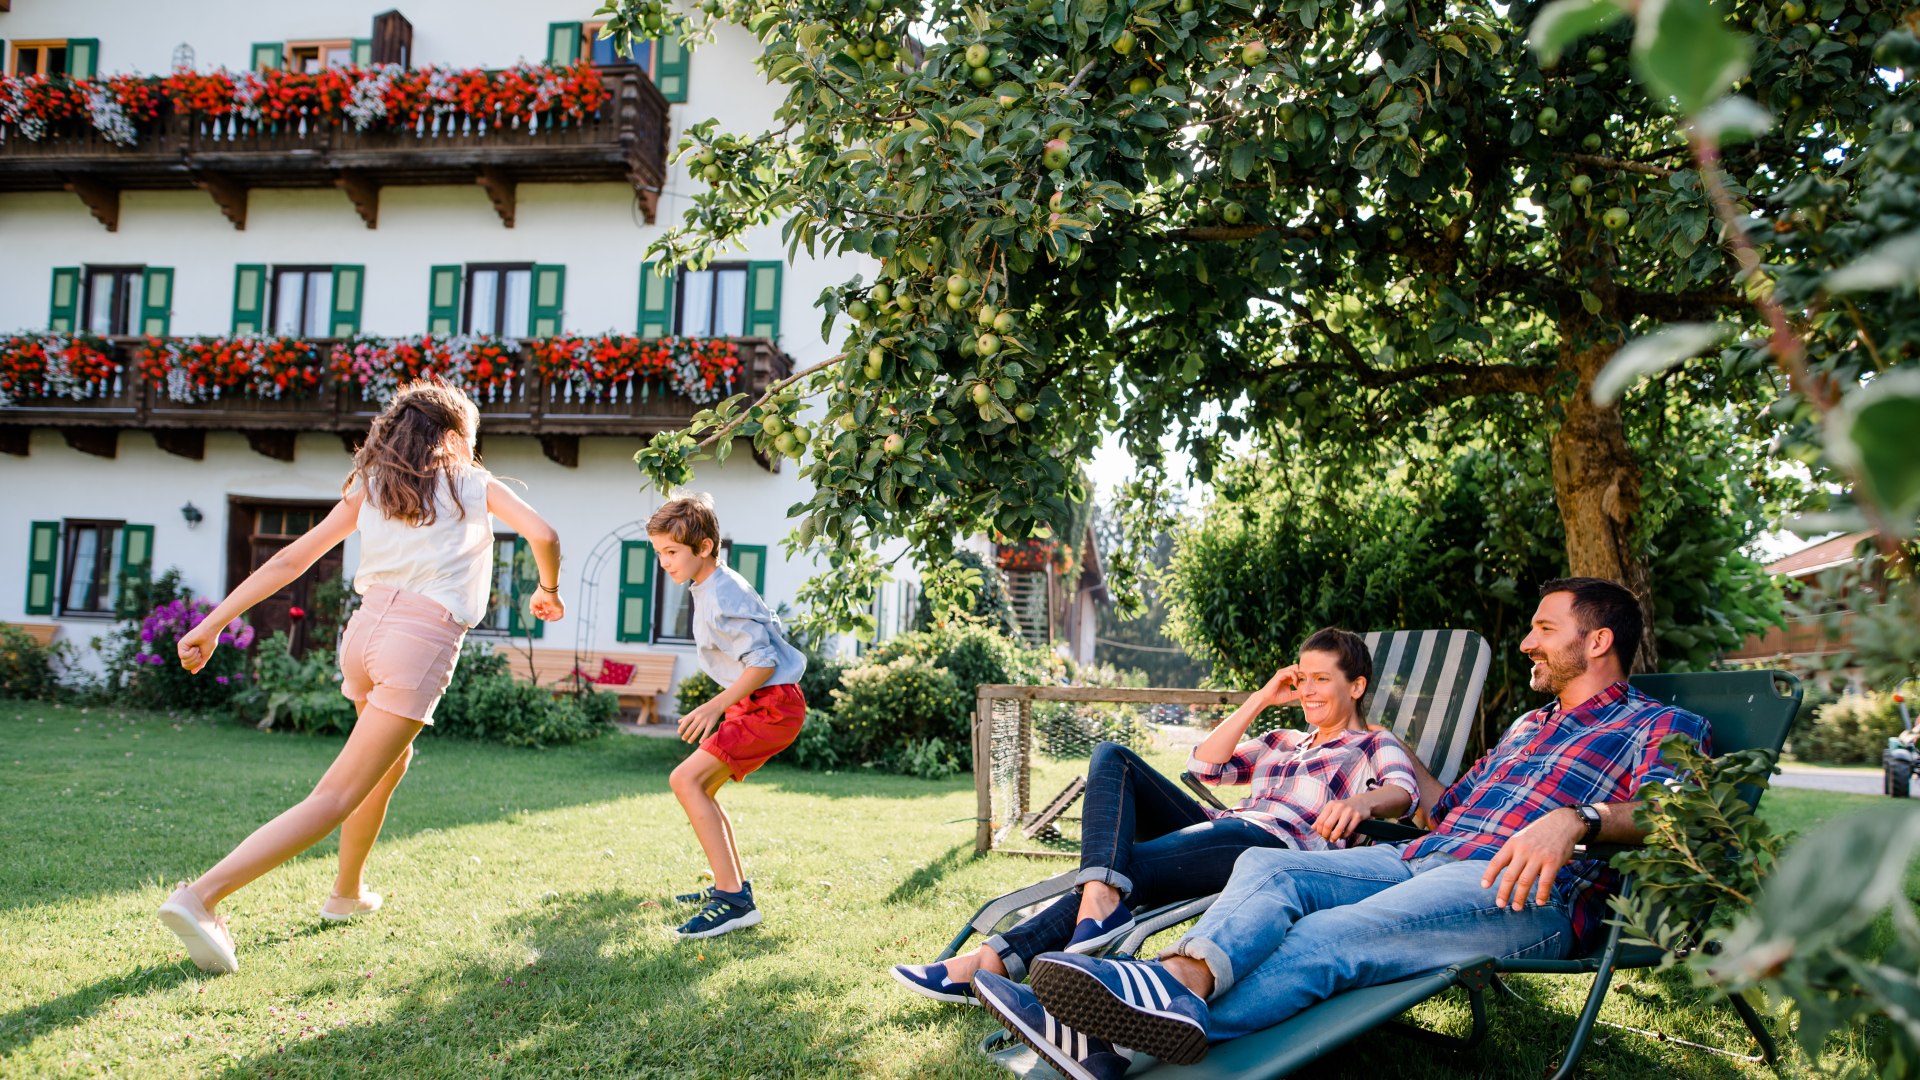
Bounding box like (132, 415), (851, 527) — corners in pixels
(0, 66), (669, 230)
(0, 336), (790, 469)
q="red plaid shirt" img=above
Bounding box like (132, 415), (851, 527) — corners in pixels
(1405, 682), (1711, 946)
(1188, 728), (1420, 852)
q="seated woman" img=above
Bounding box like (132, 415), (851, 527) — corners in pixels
(893, 627), (1422, 1003)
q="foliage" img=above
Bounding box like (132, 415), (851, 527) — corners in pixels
(306, 573), (359, 648)
(909, 546), (1019, 636)
(527, 334), (746, 404)
(1790, 691), (1909, 766)
(1699, 802), (1920, 1078)
(0, 624), (63, 701)
(828, 655), (971, 765)
(114, 593), (256, 713)
(870, 621), (1058, 691)
(0, 332), (118, 407)
(785, 707), (844, 770)
(228, 633), (360, 735)
(134, 336), (328, 401)
(888, 736), (966, 780)
(1606, 734), (1783, 964)
(433, 646), (618, 748)
(675, 669), (724, 717)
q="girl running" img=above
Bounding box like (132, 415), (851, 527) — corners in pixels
(158, 380), (564, 973)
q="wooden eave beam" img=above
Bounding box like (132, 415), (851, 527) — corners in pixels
(152, 428), (207, 460)
(334, 170), (380, 229)
(193, 172), (249, 230)
(475, 166), (516, 228)
(61, 427), (118, 458)
(537, 433), (579, 468)
(245, 430), (297, 462)
(64, 177), (120, 232)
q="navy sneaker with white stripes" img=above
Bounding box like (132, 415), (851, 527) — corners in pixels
(973, 971), (1132, 1080)
(890, 960), (976, 1005)
(1029, 952), (1211, 1066)
(1064, 902), (1135, 955)
(674, 885), (760, 939)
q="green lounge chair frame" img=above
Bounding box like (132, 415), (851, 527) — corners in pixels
(986, 668), (1802, 1080)
(940, 629), (1493, 965)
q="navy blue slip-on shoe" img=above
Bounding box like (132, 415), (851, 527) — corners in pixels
(1065, 903), (1136, 955)
(974, 971), (1132, 1080)
(674, 892), (761, 939)
(1030, 952), (1210, 1066)
(890, 960), (977, 1005)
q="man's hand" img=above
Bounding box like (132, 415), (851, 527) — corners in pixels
(1481, 807), (1583, 911)
(678, 700), (725, 744)
(1313, 796), (1368, 842)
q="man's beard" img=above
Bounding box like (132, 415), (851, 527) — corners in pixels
(1528, 646), (1588, 694)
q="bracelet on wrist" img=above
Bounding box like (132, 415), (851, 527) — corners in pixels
(536, 583), (560, 594)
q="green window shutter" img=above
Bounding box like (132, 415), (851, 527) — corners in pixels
(427, 265), (463, 335)
(507, 537), (545, 639)
(528, 265), (566, 338)
(25, 522), (60, 617)
(251, 42), (283, 71)
(139, 267), (174, 336)
(654, 22), (689, 103)
(330, 265), (364, 337)
(49, 268), (80, 333)
(116, 523), (154, 616)
(352, 39), (373, 66)
(637, 261), (676, 338)
(67, 39), (99, 79)
(231, 264), (267, 335)
(616, 541), (655, 643)
(743, 261), (783, 341)
(728, 544), (768, 595)
(547, 22), (583, 66)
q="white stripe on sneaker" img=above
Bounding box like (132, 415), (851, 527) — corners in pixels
(1142, 965), (1174, 1009)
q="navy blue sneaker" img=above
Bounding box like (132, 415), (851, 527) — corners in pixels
(673, 887), (715, 904)
(1065, 903), (1136, 955)
(674, 885), (760, 939)
(1030, 952), (1210, 1066)
(974, 971), (1132, 1080)
(890, 960), (976, 1005)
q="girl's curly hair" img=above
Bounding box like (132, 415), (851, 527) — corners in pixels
(344, 380), (481, 526)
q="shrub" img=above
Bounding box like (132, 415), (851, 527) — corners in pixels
(786, 708), (843, 771)
(888, 736), (965, 780)
(229, 633), (359, 735)
(122, 597), (257, 712)
(1789, 692), (1906, 764)
(830, 656), (970, 763)
(911, 547), (1020, 636)
(0, 624), (62, 700)
(676, 670), (722, 717)
(870, 623), (1057, 694)
(432, 645), (618, 748)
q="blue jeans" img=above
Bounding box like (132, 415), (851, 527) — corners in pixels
(1166, 843), (1575, 1039)
(988, 742), (1290, 978)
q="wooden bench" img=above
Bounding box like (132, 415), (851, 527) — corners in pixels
(2, 623), (59, 648)
(492, 645), (678, 722)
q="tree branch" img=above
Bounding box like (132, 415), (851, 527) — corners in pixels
(1161, 223), (1319, 242)
(1565, 152), (1678, 178)
(695, 352), (846, 450)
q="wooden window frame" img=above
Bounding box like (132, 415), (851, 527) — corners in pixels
(82, 265), (143, 337)
(10, 40), (68, 78)
(651, 563), (698, 645)
(58, 518), (124, 618)
(285, 39), (356, 73)
(582, 21), (654, 71)
(673, 263), (748, 338)
(269, 265), (334, 338)
(462, 262), (534, 338)
(472, 533), (520, 635)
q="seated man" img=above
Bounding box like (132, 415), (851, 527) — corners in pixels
(1884, 692), (1916, 798)
(970, 577), (1709, 1080)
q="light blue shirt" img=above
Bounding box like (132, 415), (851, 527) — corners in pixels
(690, 564), (807, 688)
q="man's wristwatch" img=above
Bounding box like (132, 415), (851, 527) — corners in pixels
(1572, 803), (1603, 847)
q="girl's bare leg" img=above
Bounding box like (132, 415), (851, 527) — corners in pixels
(190, 706), (424, 909)
(331, 729), (414, 900)
(670, 750), (744, 893)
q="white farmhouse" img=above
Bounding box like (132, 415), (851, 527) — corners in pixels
(0, 1), (913, 715)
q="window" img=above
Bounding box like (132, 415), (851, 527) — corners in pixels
(59, 520), (124, 617)
(287, 40), (356, 73)
(675, 264), (748, 337)
(465, 264), (532, 337)
(474, 534), (520, 633)
(653, 569), (696, 644)
(83, 266), (142, 336)
(10, 41), (69, 77)
(583, 22), (654, 71)
(271, 267), (334, 337)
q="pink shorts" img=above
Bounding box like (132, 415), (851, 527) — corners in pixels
(338, 585), (468, 724)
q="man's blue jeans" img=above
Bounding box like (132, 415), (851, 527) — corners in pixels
(988, 742), (1290, 979)
(1165, 843), (1576, 1040)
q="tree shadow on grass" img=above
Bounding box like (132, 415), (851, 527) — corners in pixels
(885, 841), (980, 906)
(0, 963), (197, 1060)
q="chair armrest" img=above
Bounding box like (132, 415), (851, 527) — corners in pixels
(1355, 819), (1429, 843)
(1180, 771), (1230, 812)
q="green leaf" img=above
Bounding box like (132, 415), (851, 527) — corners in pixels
(1528, 0), (1629, 65)
(1591, 322), (1734, 406)
(1824, 368), (1920, 535)
(1825, 229), (1920, 293)
(1630, 0), (1750, 116)
(1689, 95), (1773, 143)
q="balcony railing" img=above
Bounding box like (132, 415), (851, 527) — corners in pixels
(0, 335), (790, 469)
(0, 65), (669, 230)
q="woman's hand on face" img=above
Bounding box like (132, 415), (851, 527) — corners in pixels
(1259, 664), (1301, 707)
(1314, 796), (1368, 842)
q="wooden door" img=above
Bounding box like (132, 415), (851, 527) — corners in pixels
(227, 499), (345, 655)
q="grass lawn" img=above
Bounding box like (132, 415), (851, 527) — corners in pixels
(0, 702), (1904, 1079)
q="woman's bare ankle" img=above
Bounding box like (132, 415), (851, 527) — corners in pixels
(1076, 881), (1122, 922)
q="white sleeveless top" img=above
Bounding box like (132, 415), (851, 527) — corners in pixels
(352, 466), (495, 627)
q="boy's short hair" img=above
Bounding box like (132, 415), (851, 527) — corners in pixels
(1298, 627), (1372, 687)
(647, 492), (721, 556)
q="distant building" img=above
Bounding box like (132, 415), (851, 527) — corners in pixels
(1726, 531), (1882, 668)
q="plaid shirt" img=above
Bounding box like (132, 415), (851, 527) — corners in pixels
(1404, 682), (1711, 946)
(1188, 728), (1419, 852)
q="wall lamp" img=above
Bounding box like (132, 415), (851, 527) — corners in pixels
(181, 502), (204, 528)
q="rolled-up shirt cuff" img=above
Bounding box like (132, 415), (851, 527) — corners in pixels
(1185, 755), (1230, 781)
(740, 647), (782, 670)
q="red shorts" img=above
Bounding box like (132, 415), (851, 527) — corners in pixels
(700, 683), (808, 781)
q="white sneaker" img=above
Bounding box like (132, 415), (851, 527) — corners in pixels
(319, 892), (384, 922)
(157, 884), (238, 974)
